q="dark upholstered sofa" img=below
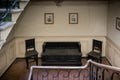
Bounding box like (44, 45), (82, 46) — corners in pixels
(41, 42), (82, 66)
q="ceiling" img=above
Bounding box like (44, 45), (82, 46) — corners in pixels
(31, 0), (109, 1)
(30, 0), (119, 5)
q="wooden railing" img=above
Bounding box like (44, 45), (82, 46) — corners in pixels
(28, 60), (120, 80)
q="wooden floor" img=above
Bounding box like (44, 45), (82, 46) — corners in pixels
(0, 58), (110, 80)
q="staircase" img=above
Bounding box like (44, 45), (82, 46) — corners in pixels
(28, 60), (120, 80)
(0, 0), (30, 49)
(0, 0), (30, 76)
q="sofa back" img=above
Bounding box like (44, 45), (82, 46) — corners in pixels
(42, 42), (81, 52)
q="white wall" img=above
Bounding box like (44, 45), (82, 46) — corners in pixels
(107, 1), (120, 48)
(106, 1), (120, 67)
(7, 1), (108, 58)
(11, 1), (107, 37)
(106, 38), (120, 67)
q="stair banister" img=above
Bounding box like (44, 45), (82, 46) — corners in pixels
(0, 0), (19, 25)
(28, 60), (120, 80)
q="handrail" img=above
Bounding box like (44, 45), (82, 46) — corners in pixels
(0, 0), (19, 25)
(89, 59), (120, 72)
(28, 60), (90, 80)
(28, 60), (120, 80)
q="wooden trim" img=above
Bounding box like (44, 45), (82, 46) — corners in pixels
(15, 36), (106, 38)
(106, 37), (120, 51)
(0, 58), (16, 77)
(104, 57), (112, 66)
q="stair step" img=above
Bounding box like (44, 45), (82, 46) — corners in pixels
(0, 22), (16, 31)
(19, 0), (30, 2)
(0, 40), (6, 45)
(0, 8), (24, 13)
(0, 40), (6, 49)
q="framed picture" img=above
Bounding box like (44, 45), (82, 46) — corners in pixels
(69, 13), (78, 24)
(44, 13), (54, 24)
(116, 17), (120, 31)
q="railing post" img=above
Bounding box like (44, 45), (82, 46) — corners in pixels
(0, 0), (2, 8)
(102, 69), (104, 80)
(95, 66), (98, 80)
(31, 74), (33, 80)
(89, 63), (92, 80)
(6, 0), (9, 9)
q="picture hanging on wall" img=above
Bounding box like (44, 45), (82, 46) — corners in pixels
(116, 17), (120, 31)
(69, 13), (78, 24)
(44, 13), (54, 24)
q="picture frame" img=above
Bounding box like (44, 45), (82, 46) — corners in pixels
(44, 13), (54, 24)
(69, 13), (78, 24)
(116, 17), (120, 31)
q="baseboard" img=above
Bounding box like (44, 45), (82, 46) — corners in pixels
(0, 58), (16, 78)
(104, 57), (112, 66)
(16, 57), (42, 60)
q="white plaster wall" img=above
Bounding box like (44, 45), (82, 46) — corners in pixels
(107, 1), (120, 48)
(106, 1), (120, 67)
(106, 38), (120, 67)
(12, 1), (107, 37)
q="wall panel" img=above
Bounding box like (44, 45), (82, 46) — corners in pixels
(106, 38), (120, 67)
(0, 40), (16, 76)
(0, 53), (7, 74)
(15, 36), (106, 57)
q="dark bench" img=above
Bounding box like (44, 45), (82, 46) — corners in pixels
(41, 42), (82, 66)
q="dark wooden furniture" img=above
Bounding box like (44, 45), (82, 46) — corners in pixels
(41, 42), (82, 66)
(25, 38), (38, 69)
(87, 39), (102, 63)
